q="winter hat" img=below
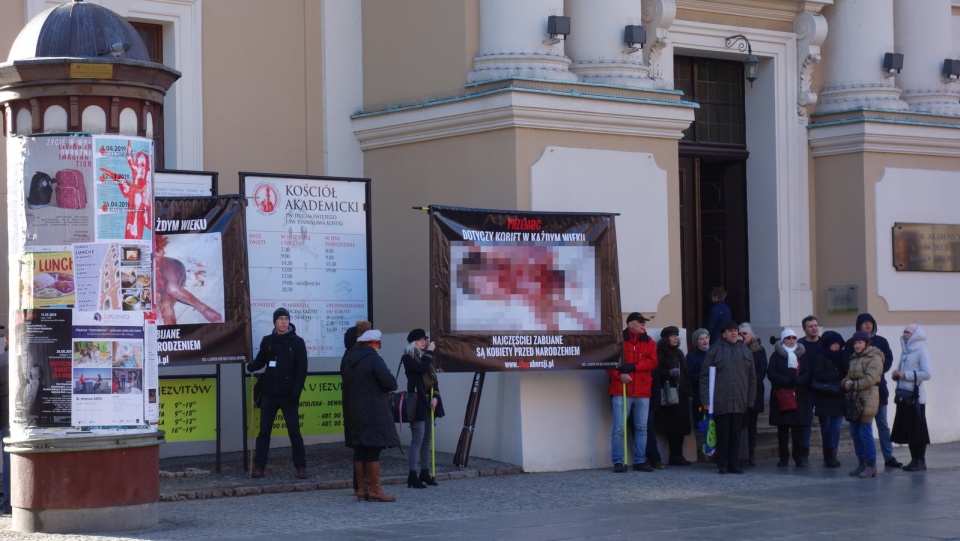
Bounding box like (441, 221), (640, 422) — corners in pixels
(691, 328), (709, 345)
(780, 328), (798, 340)
(661, 326), (680, 338)
(406, 328), (427, 343)
(357, 329), (382, 342)
(851, 331), (872, 344)
(820, 330), (845, 349)
(904, 324), (919, 334)
(273, 307), (290, 322)
(721, 320), (739, 332)
(626, 312), (650, 324)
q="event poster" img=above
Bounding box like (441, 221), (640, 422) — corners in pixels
(19, 251), (76, 308)
(241, 174), (370, 358)
(245, 374), (344, 437)
(14, 310), (74, 427)
(72, 242), (154, 313)
(154, 196), (252, 365)
(93, 136), (153, 241)
(430, 206), (623, 372)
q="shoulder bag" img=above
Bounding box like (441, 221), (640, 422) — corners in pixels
(894, 371), (920, 406)
(389, 360), (418, 425)
(811, 378), (841, 395)
(661, 382), (680, 406)
(774, 388), (798, 411)
(843, 389), (864, 422)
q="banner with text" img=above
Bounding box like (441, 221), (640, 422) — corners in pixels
(245, 374), (344, 437)
(158, 377), (217, 442)
(154, 196), (252, 365)
(429, 206), (623, 372)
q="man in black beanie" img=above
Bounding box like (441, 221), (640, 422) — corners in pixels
(247, 307), (309, 479)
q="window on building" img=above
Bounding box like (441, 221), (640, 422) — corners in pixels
(674, 56), (746, 147)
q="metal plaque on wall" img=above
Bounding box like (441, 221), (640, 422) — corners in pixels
(892, 222), (960, 272)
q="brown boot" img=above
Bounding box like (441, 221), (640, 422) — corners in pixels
(364, 462), (396, 502)
(353, 461), (367, 501)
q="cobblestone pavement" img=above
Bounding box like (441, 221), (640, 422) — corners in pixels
(1, 442), (958, 540)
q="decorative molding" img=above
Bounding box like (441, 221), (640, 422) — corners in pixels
(794, 12), (827, 115)
(642, 0), (676, 87)
(808, 118), (960, 157)
(675, 9), (792, 32)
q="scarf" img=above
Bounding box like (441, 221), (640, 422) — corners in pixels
(782, 342), (798, 369)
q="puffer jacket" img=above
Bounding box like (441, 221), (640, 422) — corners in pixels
(700, 338), (757, 415)
(341, 344), (400, 449)
(606, 329), (658, 397)
(894, 326), (932, 405)
(843, 345), (883, 423)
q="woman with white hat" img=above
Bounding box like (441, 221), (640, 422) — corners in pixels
(767, 328), (811, 467)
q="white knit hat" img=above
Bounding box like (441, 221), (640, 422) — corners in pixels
(781, 328), (798, 340)
(357, 329), (382, 342)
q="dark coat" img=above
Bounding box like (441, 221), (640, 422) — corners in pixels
(700, 339), (756, 415)
(686, 347), (707, 414)
(401, 350), (445, 422)
(812, 349), (845, 417)
(654, 339), (691, 435)
(341, 344), (400, 449)
(767, 342), (811, 426)
(247, 325), (308, 399)
(746, 341), (768, 412)
(706, 301), (731, 344)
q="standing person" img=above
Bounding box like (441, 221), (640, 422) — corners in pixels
(341, 320), (371, 499)
(645, 362), (665, 470)
(891, 324), (932, 472)
(341, 329), (400, 502)
(842, 331), (884, 479)
(606, 313), (658, 473)
(811, 331), (846, 468)
(844, 313), (900, 469)
(705, 287), (732, 344)
(655, 326), (692, 466)
(797, 315), (821, 455)
(738, 323), (768, 466)
(700, 321), (756, 474)
(686, 328), (709, 417)
(247, 307), (309, 480)
(401, 329), (445, 488)
(767, 329), (810, 467)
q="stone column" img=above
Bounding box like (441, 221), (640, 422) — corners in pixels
(815, 0), (907, 113)
(893, 0), (960, 115)
(467, 0), (577, 84)
(564, 0), (654, 88)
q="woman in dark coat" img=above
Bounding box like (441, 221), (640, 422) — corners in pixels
(738, 323), (768, 466)
(341, 329), (400, 502)
(655, 326), (692, 465)
(686, 328), (709, 416)
(401, 328), (445, 488)
(812, 331), (845, 468)
(767, 328), (811, 467)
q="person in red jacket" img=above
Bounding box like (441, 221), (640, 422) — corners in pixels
(607, 312), (658, 472)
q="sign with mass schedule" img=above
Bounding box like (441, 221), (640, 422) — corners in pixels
(245, 374), (345, 437)
(158, 377), (217, 442)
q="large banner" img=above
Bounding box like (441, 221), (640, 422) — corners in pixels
(245, 374), (344, 437)
(241, 174), (371, 359)
(154, 196), (252, 365)
(430, 206), (623, 372)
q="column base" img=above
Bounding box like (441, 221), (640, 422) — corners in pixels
(12, 502), (158, 534)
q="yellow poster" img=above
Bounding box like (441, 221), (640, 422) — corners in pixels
(246, 374), (344, 437)
(20, 251), (76, 308)
(159, 377), (217, 442)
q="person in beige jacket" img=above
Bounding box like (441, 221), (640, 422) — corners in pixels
(841, 331), (884, 478)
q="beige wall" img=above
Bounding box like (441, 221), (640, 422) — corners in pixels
(201, 0), (325, 193)
(361, 0), (479, 112)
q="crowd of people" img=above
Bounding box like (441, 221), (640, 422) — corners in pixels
(608, 309), (933, 478)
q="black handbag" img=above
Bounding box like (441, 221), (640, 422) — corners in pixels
(843, 389), (864, 422)
(894, 372), (920, 406)
(811, 378), (841, 394)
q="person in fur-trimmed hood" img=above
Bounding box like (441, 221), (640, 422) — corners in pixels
(767, 328), (810, 467)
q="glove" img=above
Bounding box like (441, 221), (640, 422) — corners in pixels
(669, 367), (680, 377)
(246, 363), (255, 373)
(618, 363), (636, 374)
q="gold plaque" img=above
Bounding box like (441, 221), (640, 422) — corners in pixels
(892, 222), (960, 272)
(69, 63), (114, 79)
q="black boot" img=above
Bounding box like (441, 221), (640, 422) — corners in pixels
(419, 469), (439, 486)
(849, 458), (865, 477)
(777, 430), (790, 467)
(825, 448), (840, 468)
(407, 470), (426, 489)
(798, 447), (809, 467)
(903, 459), (927, 472)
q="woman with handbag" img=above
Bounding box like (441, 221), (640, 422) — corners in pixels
(890, 324), (932, 472)
(811, 331), (846, 468)
(842, 331), (884, 478)
(401, 328), (445, 488)
(654, 326), (692, 466)
(767, 329), (810, 467)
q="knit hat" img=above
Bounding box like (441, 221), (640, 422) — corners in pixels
(406, 328), (427, 343)
(357, 329), (382, 342)
(721, 320), (739, 332)
(780, 328), (798, 340)
(626, 312), (650, 324)
(691, 328), (709, 345)
(661, 326), (680, 338)
(851, 330), (872, 344)
(273, 307), (290, 322)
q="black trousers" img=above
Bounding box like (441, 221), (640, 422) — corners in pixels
(744, 408), (760, 457)
(714, 413), (743, 470)
(667, 433), (685, 458)
(254, 394), (306, 469)
(777, 425), (803, 461)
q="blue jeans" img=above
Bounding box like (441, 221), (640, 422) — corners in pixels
(849, 420), (876, 461)
(254, 394), (306, 469)
(611, 396), (649, 465)
(1, 427), (10, 512)
(874, 404), (894, 461)
(408, 420), (432, 471)
(818, 415), (843, 449)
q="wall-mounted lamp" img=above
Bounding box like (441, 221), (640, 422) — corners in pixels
(943, 58), (960, 81)
(624, 25), (646, 53)
(883, 52), (903, 77)
(544, 15), (570, 45)
(724, 34), (760, 87)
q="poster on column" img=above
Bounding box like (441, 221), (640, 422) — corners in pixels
(19, 251), (76, 309)
(429, 206), (623, 372)
(154, 196), (252, 365)
(71, 311), (148, 427)
(72, 242), (154, 313)
(240, 174), (371, 359)
(93, 136), (153, 241)
(14, 309), (74, 427)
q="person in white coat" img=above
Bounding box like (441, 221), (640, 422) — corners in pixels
(890, 324), (932, 472)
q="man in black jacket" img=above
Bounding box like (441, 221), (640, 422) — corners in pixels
(247, 308), (309, 479)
